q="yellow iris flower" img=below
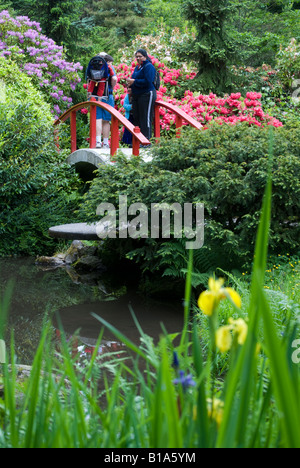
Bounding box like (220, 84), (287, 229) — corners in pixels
(198, 277), (242, 316)
(207, 398), (224, 427)
(193, 398), (224, 428)
(216, 318), (248, 353)
(215, 325), (232, 353)
(228, 317), (248, 346)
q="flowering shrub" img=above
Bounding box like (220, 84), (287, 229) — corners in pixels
(111, 57), (283, 137)
(119, 26), (196, 70)
(0, 10), (82, 118)
(231, 64), (280, 98)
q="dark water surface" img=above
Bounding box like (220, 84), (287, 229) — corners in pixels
(0, 257), (184, 364)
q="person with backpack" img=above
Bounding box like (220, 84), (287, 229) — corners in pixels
(86, 52), (117, 148)
(126, 49), (157, 144)
(96, 52), (117, 148)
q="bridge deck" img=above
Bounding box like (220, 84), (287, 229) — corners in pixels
(67, 146), (153, 181)
(68, 146), (152, 165)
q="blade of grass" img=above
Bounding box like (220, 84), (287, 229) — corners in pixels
(22, 323), (50, 448)
(0, 281), (14, 366)
(3, 332), (18, 447)
(151, 338), (183, 448)
(102, 367), (123, 447)
(58, 328), (90, 447)
(192, 319), (210, 448)
(180, 249), (193, 350)
(257, 283), (300, 447)
(0, 280), (13, 340)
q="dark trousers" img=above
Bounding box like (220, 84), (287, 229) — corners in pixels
(132, 90), (156, 141)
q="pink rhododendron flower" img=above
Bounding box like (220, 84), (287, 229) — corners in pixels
(0, 10), (82, 117)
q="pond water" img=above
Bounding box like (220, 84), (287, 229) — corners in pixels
(0, 257), (184, 364)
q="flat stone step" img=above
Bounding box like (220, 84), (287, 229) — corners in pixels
(49, 223), (99, 240)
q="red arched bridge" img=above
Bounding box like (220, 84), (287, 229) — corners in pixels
(54, 98), (203, 165)
(50, 99), (203, 239)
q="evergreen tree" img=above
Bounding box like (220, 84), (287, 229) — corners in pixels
(180, 0), (236, 95)
(96, 0), (147, 39)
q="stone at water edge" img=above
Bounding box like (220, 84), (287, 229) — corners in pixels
(35, 256), (65, 267)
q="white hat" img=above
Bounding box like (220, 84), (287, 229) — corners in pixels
(98, 51), (114, 62)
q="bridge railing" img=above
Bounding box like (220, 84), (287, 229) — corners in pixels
(54, 98), (150, 157)
(54, 98), (203, 157)
(154, 100), (203, 138)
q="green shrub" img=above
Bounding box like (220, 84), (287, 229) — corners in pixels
(79, 122), (300, 288)
(0, 58), (81, 256)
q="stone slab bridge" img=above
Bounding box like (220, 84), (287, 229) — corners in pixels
(50, 98), (203, 240)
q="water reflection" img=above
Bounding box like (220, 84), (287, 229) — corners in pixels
(0, 257), (184, 364)
(55, 294), (183, 343)
(54, 294), (183, 361)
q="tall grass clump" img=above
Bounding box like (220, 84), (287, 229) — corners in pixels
(0, 129), (300, 448)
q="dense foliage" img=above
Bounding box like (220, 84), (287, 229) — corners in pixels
(0, 57), (81, 256)
(79, 122), (300, 290)
(0, 1), (300, 451)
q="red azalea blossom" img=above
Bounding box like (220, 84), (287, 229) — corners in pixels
(83, 56), (284, 135)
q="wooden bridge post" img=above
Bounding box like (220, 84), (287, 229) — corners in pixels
(175, 114), (183, 138)
(70, 110), (77, 153)
(132, 126), (141, 156)
(53, 126), (60, 152)
(89, 98), (97, 148)
(154, 105), (161, 140)
(110, 114), (119, 158)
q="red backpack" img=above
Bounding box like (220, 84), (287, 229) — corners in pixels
(86, 56), (110, 98)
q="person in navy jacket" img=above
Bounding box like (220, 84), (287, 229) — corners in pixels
(126, 49), (157, 144)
